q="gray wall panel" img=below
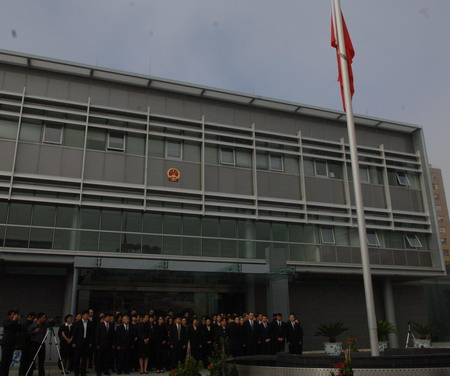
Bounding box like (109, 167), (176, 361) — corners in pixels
(235, 169), (253, 195)
(0, 140), (15, 172)
(256, 171), (269, 197)
(124, 156), (145, 184)
(38, 145), (63, 176)
(234, 109), (251, 127)
(84, 151), (105, 180)
(166, 97), (184, 118)
(204, 165), (219, 192)
(89, 85), (109, 106)
(104, 153), (126, 182)
(109, 88), (129, 108)
(201, 103), (218, 122)
(268, 174), (285, 199)
(411, 190), (424, 212)
(218, 166), (236, 194)
(362, 184), (373, 207)
(330, 180), (345, 204)
(68, 81), (90, 102)
(250, 109), (268, 130)
(148, 92), (166, 114)
(217, 105), (234, 125)
(3, 71), (26, 92)
(0, 70), (4, 89)
(15, 143), (40, 174)
(147, 158), (165, 186)
(285, 175), (301, 200)
(25, 73), (49, 96)
(183, 99), (202, 121)
(47, 78), (70, 99)
(61, 148), (83, 178)
(371, 185), (387, 208)
(127, 89), (149, 112)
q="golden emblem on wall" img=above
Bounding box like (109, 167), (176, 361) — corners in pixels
(167, 168), (180, 182)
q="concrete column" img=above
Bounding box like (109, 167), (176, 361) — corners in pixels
(70, 267), (79, 316)
(383, 277), (399, 348)
(266, 247), (290, 319)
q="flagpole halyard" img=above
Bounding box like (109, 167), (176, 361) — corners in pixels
(332, 0), (380, 356)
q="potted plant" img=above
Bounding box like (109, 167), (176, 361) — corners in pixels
(315, 322), (348, 356)
(411, 322), (432, 348)
(377, 320), (397, 352)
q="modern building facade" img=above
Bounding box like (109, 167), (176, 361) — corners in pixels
(0, 50), (446, 349)
(430, 166), (450, 263)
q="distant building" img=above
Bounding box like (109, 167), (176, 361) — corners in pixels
(430, 166), (450, 263)
(0, 50), (445, 349)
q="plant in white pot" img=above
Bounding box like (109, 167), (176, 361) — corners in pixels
(377, 320), (397, 352)
(411, 322), (432, 348)
(315, 322), (348, 356)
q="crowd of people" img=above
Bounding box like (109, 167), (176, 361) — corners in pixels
(0, 308), (304, 376)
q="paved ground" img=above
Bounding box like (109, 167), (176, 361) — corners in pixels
(8, 368), (210, 376)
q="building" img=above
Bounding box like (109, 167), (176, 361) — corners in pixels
(430, 166), (450, 263)
(0, 50), (445, 349)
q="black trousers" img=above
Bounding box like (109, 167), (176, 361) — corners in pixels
(29, 342), (45, 376)
(117, 347), (130, 373)
(19, 343), (32, 376)
(289, 343), (303, 355)
(73, 340), (90, 376)
(0, 344), (16, 376)
(95, 346), (112, 375)
(169, 342), (186, 369)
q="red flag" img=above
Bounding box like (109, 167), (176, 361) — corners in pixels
(331, 12), (355, 111)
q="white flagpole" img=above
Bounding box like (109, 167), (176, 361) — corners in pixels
(332, 0), (380, 356)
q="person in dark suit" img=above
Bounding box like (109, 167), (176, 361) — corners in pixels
(227, 317), (244, 357)
(286, 313), (304, 355)
(153, 316), (168, 374)
(187, 318), (201, 362)
(0, 309), (21, 376)
(28, 313), (51, 376)
(115, 315), (134, 375)
(200, 318), (214, 367)
(72, 310), (94, 376)
(58, 314), (74, 374)
(214, 318), (229, 355)
(18, 312), (36, 376)
(95, 314), (114, 376)
(168, 317), (187, 369)
(271, 313), (287, 354)
(259, 315), (273, 355)
(137, 314), (151, 374)
(242, 313), (259, 355)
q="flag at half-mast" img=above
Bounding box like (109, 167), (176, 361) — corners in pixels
(331, 11), (355, 110)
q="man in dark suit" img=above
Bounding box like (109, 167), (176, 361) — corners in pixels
(259, 315), (272, 355)
(271, 313), (287, 354)
(242, 313), (259, 355)
(286, 313), (304, 355)
(168, 316), (187, 369)
(18, 312), (36, 376)
(95, 314), (114, 376)
(227, 317), (244, 357)
(0, 309), (21, 376)
(115, 315), (133, 375)
(72, 310), (94, 376)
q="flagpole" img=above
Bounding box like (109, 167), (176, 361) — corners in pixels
(332, 0), (380, 356)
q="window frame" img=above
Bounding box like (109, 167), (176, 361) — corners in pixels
(269, 153), (284, 172)
(220, 147), (235, 166)
(165, 139), (183, 159)
(43, 123), (63, 145)
(359, 166), (370, 183)
(366, 230), (380, 247)
(405, 234), (422, 248)
(396, 172), (410, 186)
(107, 131), (125, 151)
(320, 226), (335, 244)
(314, 160), (328, 177)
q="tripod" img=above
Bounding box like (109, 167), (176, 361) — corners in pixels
(405, 322), (416, 348)
(25, 327), (66, 376)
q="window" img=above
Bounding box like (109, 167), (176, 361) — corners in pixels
(315, 160), (328, 177)
(441, 238), (448, 245)
(405, 234), (422, 248)
(436, 205), (442, 211)
(43, 124), (63, 144)
(107, 132), (125, 151)
(359, 166), (369, 183)
(269, 154), (283, 171)
(433, 184), (439, 190)
(440, 228), (446, 234)
(438, 216), (444, 222)
(166, 140), (182, 159)
(434, 194), (440, 201)
(220, 148), (235, 165)
(320, 227), (335, 244)
(432, 174), (437, 180)
(396, 172), (410, 186)
(366, 230), (380, 247)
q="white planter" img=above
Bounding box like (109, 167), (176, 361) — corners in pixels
(414, 339), (431, 348)
(378, 341), (389, 352)
(324, 342), (343, 356)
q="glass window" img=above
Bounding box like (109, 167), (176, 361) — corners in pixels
(121, 233), (141, 253)
(107, 131), (125, 151)
(8, 203), (32, 225)
(221, 239), (237, 258)
(304, 245), (320, 262)
(183, 216), (201, 236)
(0, 202), (8, 224)
(256, 221), (271, 241)
(142, 235), (162, 254)
(220, 219), (236, 238)
(123, 211), (142, 232)
(166, 140), (182, 159)
(43, 123), (63, 144)
(335, 227), (349, 246)
(239, 241), (255, 258)
(184, 142), (201, 163)
(29, 228), (53, 249)
(126, 134), (145, 156)
(202, 238), (219, 257)
(289, 244), (304, 261)
(86, 128), (106, 150)
(396, 172), (410, 186)
(304, 224), (318, 244)
(163, 236), (181, 255)
(366, 230), (380, 247)
(284, 156), (299, 175)
(148, 137), (165, 157)
(202, 218), (219, 237)
(19, 120), (42, 142)
(64, 125), (84, 148)
(359, 166), (369, 183)
(438, 216), (444, 222)
(99, 232), (121, 252)
(256, 241), (270, 259)
(440, 228), (446, 234)
(143, 213), (162, 234)
(32, 205), (55, 227)
(220, 148), (235, 165)
(5, 227), (29, 247)
(236, 149), (252, 168)
(163, 214), (181, 235)
(238, 219), (255, 240)
(79, 208), (100, 229)
(269, 154), (283, 171)
(436, 205), (442, 211)
(101, 210), (122, 231)
(328, 162), (343, 179)
(256, 152), (268, 170)
(303, 159), (314, 177)
(405, 234), (422, 248)
(315, 160), (328, 177)
(320, 226), (335, 244)
(205, 145), (219, 164)
(384, 231), (403, 249)
(0, 117), (18, 139)
(78, 231), (99, 251)
(53, 229), (77, 250)
(56, 206), (78, 228)
(434, 194), (440, 201)
(288, 224), (303, 243)
(183, 238), (201, 256)
(272, 223), (287, 241)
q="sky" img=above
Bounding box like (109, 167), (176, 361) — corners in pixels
(1, 0), (449, 199)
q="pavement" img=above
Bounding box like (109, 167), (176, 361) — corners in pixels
(8, 367), (210, 376)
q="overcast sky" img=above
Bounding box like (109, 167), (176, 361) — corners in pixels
(1, 0), (449, 202)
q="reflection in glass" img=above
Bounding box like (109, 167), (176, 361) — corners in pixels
(5, 227), (29, 247)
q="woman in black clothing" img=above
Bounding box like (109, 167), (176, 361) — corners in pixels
(187, 318), (201, 362)
(200, 318), (214, 367)
(137, 314), (151, 374)
(153, 316), (168, 374)
(58, 314), (74, 373)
